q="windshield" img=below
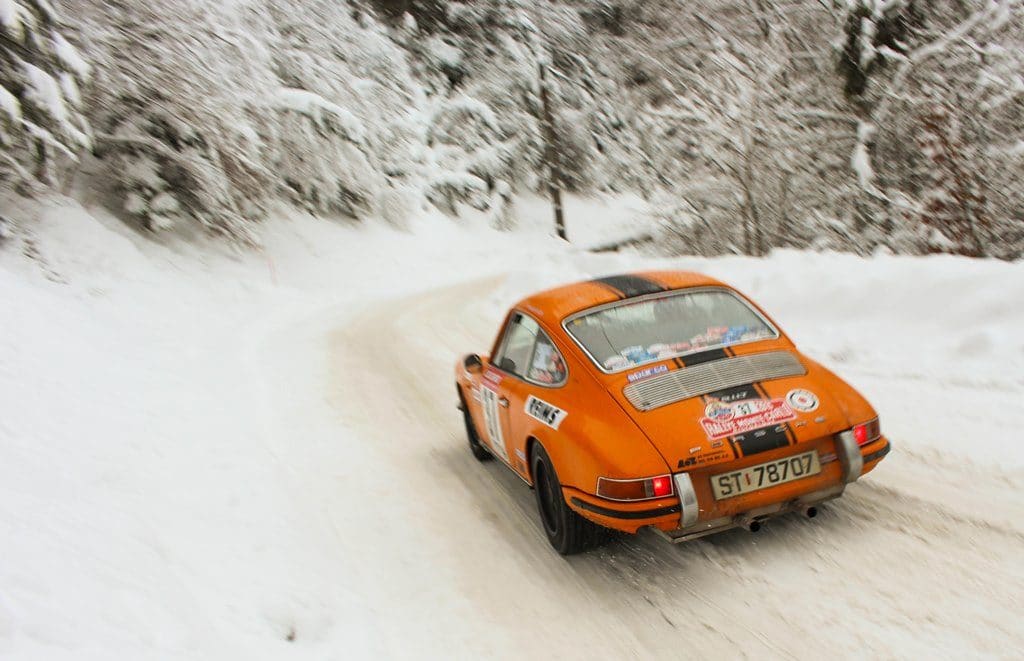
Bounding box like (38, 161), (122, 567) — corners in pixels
(564, 289), (778, 372)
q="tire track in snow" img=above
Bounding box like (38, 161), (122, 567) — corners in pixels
(331, 277), (793, 657)
(327, 276), (1024, 658)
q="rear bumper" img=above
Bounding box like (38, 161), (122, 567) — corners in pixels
(569, 497), (680, 521)
(650, 483), (846, 543)
(566, 438), (891, 537)
(862, 437), (892, 465)
(565, 487), (682, 533)
(657, 437), (891, 542)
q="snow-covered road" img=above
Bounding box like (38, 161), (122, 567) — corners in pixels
(316, 276), (1024, 659)
(2, 201), (1023, 659)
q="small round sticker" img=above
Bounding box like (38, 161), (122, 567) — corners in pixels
(704, 400), (734, 421)
(786, 389), (819, 412)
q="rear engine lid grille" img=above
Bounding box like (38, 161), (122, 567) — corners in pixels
(623, 351), (806, 411)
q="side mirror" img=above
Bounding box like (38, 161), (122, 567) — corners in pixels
(463, 354), (483, 374)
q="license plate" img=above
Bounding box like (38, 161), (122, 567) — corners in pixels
(711, 451), (821, 500)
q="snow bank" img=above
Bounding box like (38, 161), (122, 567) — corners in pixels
(0, 198), (533, 660)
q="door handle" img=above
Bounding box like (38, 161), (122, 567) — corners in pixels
(498, 397), (509, 408)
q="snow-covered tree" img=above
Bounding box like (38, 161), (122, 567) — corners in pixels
(917, 104), (988, 256)
(71, 0), (277, 243)
(0, 0), (91, 187)
(609, 0), (859, 255)
(840, 0), (1024, 258)
(838, 0), (919, 99)
(11, 0), (1012, 258)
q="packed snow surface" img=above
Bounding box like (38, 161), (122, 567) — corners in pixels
(1, 197), (1023, 659)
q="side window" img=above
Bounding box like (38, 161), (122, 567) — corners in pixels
(494, 313), (538, 377)
(528, 333), (567, 385)
(495, 312), (567, 386)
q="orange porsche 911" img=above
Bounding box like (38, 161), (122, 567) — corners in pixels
(455, 272), (891, 554)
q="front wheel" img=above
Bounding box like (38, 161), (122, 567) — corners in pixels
(531, 444), (604, 555)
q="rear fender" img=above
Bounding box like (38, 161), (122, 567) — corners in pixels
(800, 354), (878, 426)
(523, 391), (672, 496)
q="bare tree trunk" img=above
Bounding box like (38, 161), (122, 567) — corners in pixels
(952, 175), (985, 257)
(924, 107), (987, 258)
(749, 194), (764, 256)
(740, 130), (762, 256)
(741, 196), (754, 255)
(33, 140), (49, 185)
(938, 134), (986, 258)
(538, 63), (567, 242)
(776, 171), (792, 248)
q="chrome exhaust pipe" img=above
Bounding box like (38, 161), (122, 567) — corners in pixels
(804, 506), (818, 518)
(746, 520), (761, 533)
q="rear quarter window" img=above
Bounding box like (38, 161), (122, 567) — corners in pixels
(494, 312), (568, 386)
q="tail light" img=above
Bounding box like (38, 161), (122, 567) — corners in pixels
(597, 474), (674, 501)
(650, 475), (672, 497)
(852, 418), (881, 446)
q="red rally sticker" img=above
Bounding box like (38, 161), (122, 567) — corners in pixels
(700, 398), (796, 440)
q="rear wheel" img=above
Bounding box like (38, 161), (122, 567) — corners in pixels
(457, 385), (491, 462)
(531, 443), (604, 555)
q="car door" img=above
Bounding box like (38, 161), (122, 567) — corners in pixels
(478, 312), (532, 467)
(484, 312), (568, 478)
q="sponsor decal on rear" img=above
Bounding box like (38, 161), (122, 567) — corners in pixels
(626, 364), (669, 383)
(525, 395), (568, 430)
(483, 369), (503, 384)
(786, 388), (819, 413)
(700, 398), (796, 440)
(678, 448), (732, 469)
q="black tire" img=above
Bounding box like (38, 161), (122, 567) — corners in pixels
(457, 385), (492, 462)
(531, 443), (605, 555)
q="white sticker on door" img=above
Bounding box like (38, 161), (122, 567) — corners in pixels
(479, 386), (508, 460)
(524, 395), (568, 430)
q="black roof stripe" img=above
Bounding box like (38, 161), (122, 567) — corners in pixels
(678, 347), (728, 366)
(591, 274), (666, 299)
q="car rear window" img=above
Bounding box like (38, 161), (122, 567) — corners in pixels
(563, 288), (778, 373)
